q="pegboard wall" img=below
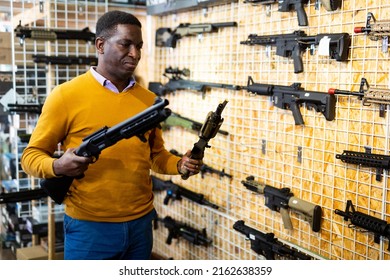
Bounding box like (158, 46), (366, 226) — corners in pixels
(149, 0), (390, 260)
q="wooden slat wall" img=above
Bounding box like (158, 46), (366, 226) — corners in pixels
(150, 0), (390, 260)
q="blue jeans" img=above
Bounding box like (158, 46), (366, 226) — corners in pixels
(63, 209), (157, 260)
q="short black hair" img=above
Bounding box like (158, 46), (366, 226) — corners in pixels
(96, 10), (142, 38)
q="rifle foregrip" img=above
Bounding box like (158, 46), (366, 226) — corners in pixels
(40, 176), (75, 204)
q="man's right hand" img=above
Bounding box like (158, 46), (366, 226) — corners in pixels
(53, 148), (93, 177)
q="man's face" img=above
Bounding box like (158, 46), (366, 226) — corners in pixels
(99, 24), (143, 80)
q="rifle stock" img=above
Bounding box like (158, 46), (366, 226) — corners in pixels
(40, 97), (171, 204)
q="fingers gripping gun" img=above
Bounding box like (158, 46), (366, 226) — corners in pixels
(242, 176), (322, 232)
(335, 200), (390, 250)
(181, 100), (228, 180)
(40, 97), (171, 204)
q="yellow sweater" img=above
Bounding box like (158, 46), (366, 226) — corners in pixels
(21, 70), (180, 222)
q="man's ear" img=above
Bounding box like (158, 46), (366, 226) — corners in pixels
(95, 37), (104, 54)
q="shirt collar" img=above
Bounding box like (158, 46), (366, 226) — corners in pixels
(90, 66), (136, 93)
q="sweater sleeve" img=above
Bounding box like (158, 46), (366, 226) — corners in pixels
(21, 86), (69, 178)
(149, 127), (181, 175)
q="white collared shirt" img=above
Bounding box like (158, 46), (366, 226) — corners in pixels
(90, 66), (136, 93)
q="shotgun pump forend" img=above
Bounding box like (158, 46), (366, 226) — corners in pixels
(334, 200), (390, 250)
(40, 97), (171, 204)
(241, 176), (322, 232)
(181, 100), (228, 180)
(233, 220), (312, 260)
(241, 76), (336, 125)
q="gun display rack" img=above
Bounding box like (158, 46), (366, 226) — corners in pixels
(2, 0), (390, 261)
(150, 0), (390, 260)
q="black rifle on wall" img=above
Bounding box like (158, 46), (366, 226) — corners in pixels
(244, 0), (310, 26)
(151, 175), (220, 209)
(240, 76), (336, 125)
(148, 67), (240, 97)
(14, 21), (95, 45)
(162, 112), (229, 136)
(233, 220), (312, 260)
(0, 188), (47, 204)
(32, 55), (98, 66)
(335, 149), (390, 181)
(329, 77), (390, 118)
(40, 97), (171, 205)
(354, 12), (390, 53)
(241, 176), (322, 232)
(244, 0), (342, 12)
(334, 200), (390, 251)
(7, 103), (43, 114)
(240, 30), (351, 73)
(180, 100), (228, 180)
(170, 149), (232, 179)
(156, 21), (237, 48)
(154, 215), (212, 246)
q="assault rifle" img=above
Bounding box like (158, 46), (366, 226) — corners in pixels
(0, 188), (47, 204)
(170, 149), (232, 179)
(163, 112), (229, 136)
(240, 76), (336, 125)
(335, 149), (390, 181)
(151, 175), (219, 209)
(181, 100), (228, 180)
(240, 30), (351, 73)
(335, 200), (390, 250)
(243, 0), (309, 26)
(329, 77), (390, 118)
(8, 103), (43, 114)
(233, 220), (312, 260)
(241, 176), (322, 232)
(40, 97), (171, 204)
(244, 0), (341, 11)
(14, 21), (95, 45)
(155, 215), (212, 246)
(32, 54), (98, 66)
(354, 12), (390, 53)
(156, 21), (237, 48)
(148, 67), (240, 97)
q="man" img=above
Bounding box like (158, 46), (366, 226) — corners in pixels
(21, 10), (202, 260)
